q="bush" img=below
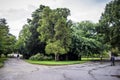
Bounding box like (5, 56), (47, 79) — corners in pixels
(1, 54), (6, 58)
(29, 53), (52, 61)
(43, 56), (53, 60)
(111, 47), (119, 57)
(29, 53), (43, 61)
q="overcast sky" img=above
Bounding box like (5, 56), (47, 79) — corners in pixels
(0, 0), (112, 38)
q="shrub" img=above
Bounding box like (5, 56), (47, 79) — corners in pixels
(29, 53), (43, 61)
(111, 47), (119, 56)
(29, 53), (52, 61)
(43, 56), (53, 60)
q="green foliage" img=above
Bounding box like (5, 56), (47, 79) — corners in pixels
(37, 6), (71, 60)
(29, 53), (44, 61)
(99, 0), (120, 51)
(17, 5), (46, 58)
(45, 41), (66, 55)
(111, 47), (119, 56)
(29, 53), (52, 61)
(0, 18), (16, 57)
(70, 21), (104, 58)
(16, 1), (119, 61)
(16, 24), (31, 58)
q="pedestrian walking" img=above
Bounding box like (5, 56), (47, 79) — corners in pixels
(110, 54), (115, 66)
(17, 54), (19, 60)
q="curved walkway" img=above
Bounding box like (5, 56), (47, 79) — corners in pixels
(0, 58), (120, 80)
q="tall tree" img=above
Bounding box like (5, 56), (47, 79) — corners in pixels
(37, 7), (71, 61)
(0, 18), (16, 57)
(17, 5), (46, 58)
(16, 24), (31, 58)
(3, 34), (16, 57)
(99, 0), (120, 55)
(0, 18), (8, 57)
(25, 5), (46, 56)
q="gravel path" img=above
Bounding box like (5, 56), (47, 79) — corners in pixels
(0, 58), (120, 80)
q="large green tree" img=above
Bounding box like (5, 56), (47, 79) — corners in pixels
(0, 18), (16, 57)
(71, 21), (104, 59)
(17, 5), (46, 58)
(16, 24), (31, 58)
(3, 34), (16, 57)
(25, 5), (46, 56)
(37, 7), (71, 61)
(99, 0), (120, 55)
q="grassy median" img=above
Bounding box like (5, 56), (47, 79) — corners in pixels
(25, 57), (108, 66)
(25, 60), (87, 66)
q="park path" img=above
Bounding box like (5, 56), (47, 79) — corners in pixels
(0, 58), (120, 80)
(0, 58), (48, 80)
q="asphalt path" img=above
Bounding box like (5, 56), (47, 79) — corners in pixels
(0, 58), (120, 80)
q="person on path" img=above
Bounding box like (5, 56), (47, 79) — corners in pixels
(17, 54), (20, 60)
(111, 54), (115, 66)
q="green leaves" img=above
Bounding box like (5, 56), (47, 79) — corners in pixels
(0, 18), (16, 57)
(16, 5), (47, 58)
(45, 40), (66, 55)
(16, 1), (119, 60)
(99, 0), (120, 51)
(37, 6), (71, 60)
(71, 21), (104, 57)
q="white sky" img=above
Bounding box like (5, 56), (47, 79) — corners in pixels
(0, 0), (112, 38)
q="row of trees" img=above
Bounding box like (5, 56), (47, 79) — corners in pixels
(16, 5), (72, 60)
(0, 0), (119, 60)
(16, 0), (120, 60)
(0, 18), (16, 57)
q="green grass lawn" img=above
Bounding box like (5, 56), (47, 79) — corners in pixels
(25, 60), (87, 66)
(82, 57), (108, 61)
(0, 58), (7, 68)
(26, 57), (109, 66)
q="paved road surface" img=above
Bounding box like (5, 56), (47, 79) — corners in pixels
(0, 58), (120, 80)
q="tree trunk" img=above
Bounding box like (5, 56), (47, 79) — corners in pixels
(66, 54), (68, 61)
(55, 54), (59, 61)
(79, 55), (81, 61)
